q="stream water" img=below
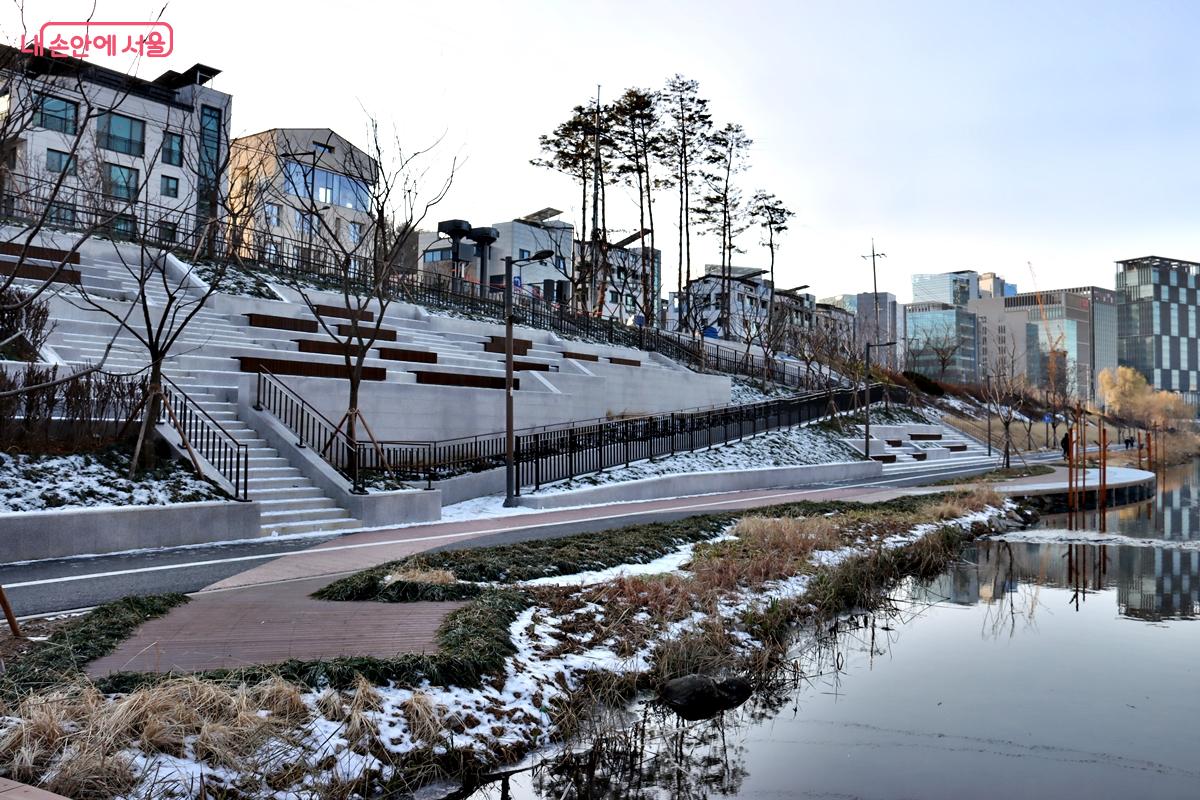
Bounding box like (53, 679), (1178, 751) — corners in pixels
(460, 460), (1200, 799)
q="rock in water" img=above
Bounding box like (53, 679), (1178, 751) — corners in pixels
(660, 674), (753, 720)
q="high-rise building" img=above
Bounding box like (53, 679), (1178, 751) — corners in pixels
(911, 270), (979, 305)
(904, 301), (979, 383)
(1115, 256), (1200, 405)
(978, 272), (1016, 299)
(969, 286), (1117, 401)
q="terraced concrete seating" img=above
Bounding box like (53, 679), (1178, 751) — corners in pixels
(1, 258), (82, 284)
(412, 370), (518, 390)
(247, 313), (319, 333)
(315, 304), (374, 322)
(376, 346), (437, 364)
(238, 356), (387, 381)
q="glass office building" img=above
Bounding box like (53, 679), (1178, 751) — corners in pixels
(1116, 256), (1200, 406)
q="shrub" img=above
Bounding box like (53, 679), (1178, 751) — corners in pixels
(902, 370), (944, 397)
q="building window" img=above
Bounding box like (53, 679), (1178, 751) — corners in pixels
(45, 149), (75, 175)
(555, 255), (565, 270)
(265, 203), (280, 227)
(264, 241), (279, 264)
(47, 202), (75, 227)
(349, 221), (362, 246)
(97, 112), (146, 157)
(282, 160), (369, 211)
(105, 213), (137, 240)
(314, 141), (335, 155)
(162, 132), (183, 166)
(423, 249), (453, 263)
(160, 175), (179, 198)
(33, 95), (77, 134)
(519, 249), (531, 259)
(610, 290), (620, 303)
(158, 221), (177, 243)
(296, 210), (316, 236)
(197, 105), (222, 222)
(103, 163), (139, 201)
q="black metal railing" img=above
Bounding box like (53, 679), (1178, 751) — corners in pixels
(311, 382), (905, 493)
(254, 367), (366, 493)
(160, 376), (249, 500)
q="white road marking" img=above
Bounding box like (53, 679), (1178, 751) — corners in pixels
(3, 462), (1005, 590)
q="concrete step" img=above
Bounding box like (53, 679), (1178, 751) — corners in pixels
(248, 466), (303, 479)
(260, 517), (361, 536)
(260, 506), (352, 525)
(255, 496), (343, 512)
(248, 486), (329, 501)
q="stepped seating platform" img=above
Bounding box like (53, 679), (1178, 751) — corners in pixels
(849, 422), (996, 466)
(237, 356), (387, 381)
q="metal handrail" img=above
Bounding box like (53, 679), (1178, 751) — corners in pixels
(159, 375), (249, 500)
(254, 366), (365, 492)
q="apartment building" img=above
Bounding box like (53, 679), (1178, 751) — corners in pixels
(417, 211), (573, 300)
(0, 44), (232, 244)
(229, 128), (378, 270)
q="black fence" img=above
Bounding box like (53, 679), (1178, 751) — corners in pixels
(300, 382), (902, 494)
(160, 375), (249, 500)
(513, 383), (901, 493)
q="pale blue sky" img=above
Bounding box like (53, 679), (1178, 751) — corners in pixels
(5, 0), (1198, 301)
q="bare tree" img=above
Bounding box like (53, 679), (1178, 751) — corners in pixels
(694, 123), (751, 340)
(660, 75), (711, 334)
(265, 119), (454, 483)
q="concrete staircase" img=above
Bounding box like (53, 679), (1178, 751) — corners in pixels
(42, 259), (364, 537)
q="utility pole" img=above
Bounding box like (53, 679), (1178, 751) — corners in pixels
(861, 239), (887, 365)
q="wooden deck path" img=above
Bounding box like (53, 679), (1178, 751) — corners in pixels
(0, 778), (70, 799)
(87, 578), (464, 675)
(88, 484), (921, 677)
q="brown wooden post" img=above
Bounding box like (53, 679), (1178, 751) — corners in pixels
(0, 585), (21, 638)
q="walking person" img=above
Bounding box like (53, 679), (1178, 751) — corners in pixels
(1061, 431), (1071, 461)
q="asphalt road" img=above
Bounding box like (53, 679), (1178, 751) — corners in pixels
(2, 459), (1026, 617)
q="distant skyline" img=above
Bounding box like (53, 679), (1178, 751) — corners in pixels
(6, 0), (1199, 303)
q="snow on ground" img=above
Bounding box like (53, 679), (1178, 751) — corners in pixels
(935, 393), (984, 418)
(0, 450), (227, 512)
(69, 501), (1011, 800)
(520, 532), (737, 587)
(533, 420), (862, 496)
(989, 529), (1200, 551)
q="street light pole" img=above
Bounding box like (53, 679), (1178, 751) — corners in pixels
(503, 249), (555, 507)
(985, 373), (992, 456)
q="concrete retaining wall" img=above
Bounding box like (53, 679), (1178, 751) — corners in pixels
(513, 460), (883, 510)
(432, 468), (506, 506)
(238, 375), (442, 526)
(0, 500), (262, 562)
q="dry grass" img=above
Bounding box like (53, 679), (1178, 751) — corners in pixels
(0, 674), (331, 799)
(382, 567), (457, 585)
(687, 515), (846, 592)
(401, 691), (444, 745)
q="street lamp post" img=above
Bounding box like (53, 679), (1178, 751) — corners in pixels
(504, 249), (555, 507)
(863, 340), (897, 461)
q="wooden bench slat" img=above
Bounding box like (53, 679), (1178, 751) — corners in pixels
(238, 356), (386, 381)
(561, 351), (599, 362)
(315, 304), (374, 322)
(412, 370), (517, 390)
(2, 261), (82, 285)
(337, 323), (397, 342)
(376, 347), (437, 364)
(246, 313), (319, 333)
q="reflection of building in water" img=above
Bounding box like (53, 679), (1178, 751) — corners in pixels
(1108, 460), (1199, 541)
(1118, 547), (1200, 620)
(954, 541), (1200, 621)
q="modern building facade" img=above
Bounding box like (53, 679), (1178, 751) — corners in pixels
(418, 211), (573, 301)
(229, 128), (377, 270)
(968, 286), (1117, 401)
(979, 271), (1017, 298)
(0, 44), (232, 244)
(577, 240), (662, 323)
(679, 264), (815, 342)
(1116, 256), (1200, 406)
(911, 270), (979, 306)
(905, 301), (979, 383)
(854, 291), (904, 368)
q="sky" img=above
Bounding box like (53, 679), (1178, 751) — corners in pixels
(4, 0), (1199, 303)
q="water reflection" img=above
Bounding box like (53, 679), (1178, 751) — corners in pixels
(1042, 458), (1200, 540)
(924, 539), (1200, 621)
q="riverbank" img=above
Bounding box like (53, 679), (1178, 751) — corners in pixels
(0, 489), (1023, 799)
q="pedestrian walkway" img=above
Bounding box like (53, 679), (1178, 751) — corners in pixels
(0, 778), (69, 799)
(88, 483), (923, 676)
